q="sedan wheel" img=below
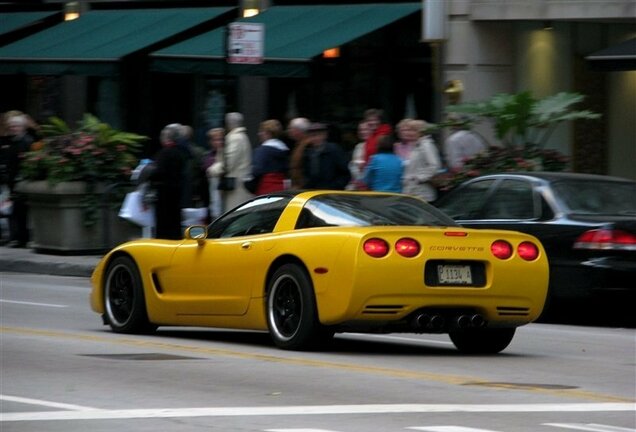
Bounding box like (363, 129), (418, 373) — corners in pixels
(449, 327), (516, 354)
(104, 256), (155, 334)
(266, 264), (329, 350)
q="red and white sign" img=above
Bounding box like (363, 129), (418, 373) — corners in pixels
(227, 22), (264, 64)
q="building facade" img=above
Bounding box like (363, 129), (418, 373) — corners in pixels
(443, 0), (636, 179)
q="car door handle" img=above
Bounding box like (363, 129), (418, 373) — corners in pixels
(241, 242), (253, 250)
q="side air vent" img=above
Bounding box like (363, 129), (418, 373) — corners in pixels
(152, 273), (163, 294)
(362, 305), (406, 315)
(497, 306), (530, 316)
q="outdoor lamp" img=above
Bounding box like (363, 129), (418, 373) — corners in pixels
(444, 80), (464, 105)
(242, 0), (261, 18)
(64, 1), (80, 21)
(323, 48), (340, 59)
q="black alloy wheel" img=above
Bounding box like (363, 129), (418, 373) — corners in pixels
(266, 263), (331, 350)
(104, 256), (156, 334)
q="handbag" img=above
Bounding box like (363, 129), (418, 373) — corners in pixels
(217, 176), (236, 191)
(119, 190), (155, 227)
(243, 176), (260, 194)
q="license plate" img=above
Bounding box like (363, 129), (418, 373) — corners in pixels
(437, 264), (473, 285)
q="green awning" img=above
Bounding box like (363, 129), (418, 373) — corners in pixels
(0, 11), (58, 37)
(151, 3), (421, 77)
(0, 7), (234, 75)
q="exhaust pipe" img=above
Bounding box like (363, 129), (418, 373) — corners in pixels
(414, 313), (431, 329)
(456, 314), (472, 329)
(471, 314), (485, 328)
(413, 313), (445, 331)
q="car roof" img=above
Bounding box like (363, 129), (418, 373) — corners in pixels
(468, 171), (634, 184)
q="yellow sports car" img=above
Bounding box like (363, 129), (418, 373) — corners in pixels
(91, 191), (548, 354)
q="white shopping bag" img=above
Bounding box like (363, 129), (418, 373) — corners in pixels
(119, 190), (155, 227)
(181, 207), (208, 226)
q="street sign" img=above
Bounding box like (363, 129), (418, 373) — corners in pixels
(227, 22), (264, 64)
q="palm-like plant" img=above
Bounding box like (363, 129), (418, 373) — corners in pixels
(446, 91), (600, 148)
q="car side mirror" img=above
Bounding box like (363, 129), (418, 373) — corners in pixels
(185, 225), (208, 246)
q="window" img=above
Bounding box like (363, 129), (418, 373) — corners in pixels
(207, 196), (291, 239)
(482, 179), (535, 220)
(437, 180), (495, 219)
(296, 194), (457, 229)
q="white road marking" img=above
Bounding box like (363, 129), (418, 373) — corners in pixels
(1, 403), (634, 422)
(266, 429), (339, 432)
(544, 423), (635, 432)
(408, 427), (498, 431)
(0, 395), (98, 411)
(0, 299), (67, 308)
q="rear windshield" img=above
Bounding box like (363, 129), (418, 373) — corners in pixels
(552, 179), (636, 215)
(296, 194), (458, 229)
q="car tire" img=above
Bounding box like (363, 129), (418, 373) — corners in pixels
(266, 263), (328, 350)
(104, 256), (156, 334)
(449, 327), (516, 354)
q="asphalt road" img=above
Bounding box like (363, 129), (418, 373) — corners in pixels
(1, 272), (635, 432)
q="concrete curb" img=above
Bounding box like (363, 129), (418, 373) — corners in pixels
(0, 247), (99, 278)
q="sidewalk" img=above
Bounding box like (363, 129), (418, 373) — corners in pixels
(0, 245), (100, 277)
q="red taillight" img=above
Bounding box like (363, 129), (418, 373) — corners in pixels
(517, 241), (539, 261)
(574, 229), (636, 251)
(491, 240), (513, 259)
(363, 238), (389, 258)
(395, 238), (420, 258)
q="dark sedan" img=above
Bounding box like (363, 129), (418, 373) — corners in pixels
(435, 172), (636, 313)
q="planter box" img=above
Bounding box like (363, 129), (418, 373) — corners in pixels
(17, 181), (142, 254)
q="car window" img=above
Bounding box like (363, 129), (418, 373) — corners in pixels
(296, 193), (458, 228)
(436, 179), (495, 219)
(552, 179), (636, 215)
(207, 196), (292, 239)
(482, 179), (535, 220)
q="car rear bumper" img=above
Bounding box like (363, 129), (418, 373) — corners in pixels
(550, 256), (636, 299)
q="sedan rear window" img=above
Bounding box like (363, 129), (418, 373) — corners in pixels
(296, 194), (458, 229)
(553, 180), (636, 215)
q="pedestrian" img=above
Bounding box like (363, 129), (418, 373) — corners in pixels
(443, 115), (487, 171)
(394, 117), (416, 163)
(249, 119), (290, 195)
(402, 119), (442, 202)
(286, 117), (311, 189)
(301, 123), (350, 190)
(204, 127), (224, 219)
(177, 124), (210, 223)
(347, 120), (371, 190)
(364, 134), (403, 193)
(207, 112), (253, 212)
(362, 108), (392, 164)
(0, 112), (36, 248)
(148, 123), (186, 240)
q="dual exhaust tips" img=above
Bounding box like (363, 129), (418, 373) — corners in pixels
(413, 312), (486, 331)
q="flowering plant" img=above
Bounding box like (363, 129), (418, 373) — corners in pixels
(21, 114), (146, 185)
(20, 114), (147, 226)
(433, 145), (570, 192)
(433, 91), (598, 193)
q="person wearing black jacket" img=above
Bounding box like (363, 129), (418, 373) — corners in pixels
(148, 124), (186, 240)
(301, 123), (350, 190)
(0, 113), (35, 247)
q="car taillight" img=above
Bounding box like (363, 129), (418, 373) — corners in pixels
(517, 241), (539, 261)
(395, 238), (420, 257)
(574, 229), (636, 251)
(491, 240), (513, 259)
(363, 238), (389, 258)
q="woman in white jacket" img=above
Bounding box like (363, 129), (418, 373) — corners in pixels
(401, 119), (441, 202)
(207, 112), (253, 212)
